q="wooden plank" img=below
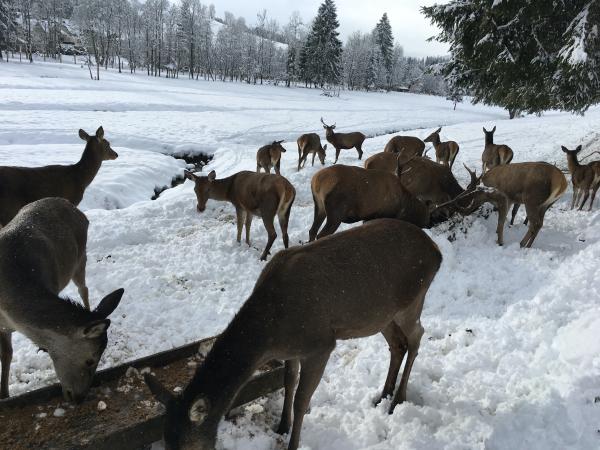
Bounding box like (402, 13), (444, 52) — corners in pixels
(0, 337), (284, 450)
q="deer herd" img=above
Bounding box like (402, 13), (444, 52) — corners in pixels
(0, 120), (595, 450)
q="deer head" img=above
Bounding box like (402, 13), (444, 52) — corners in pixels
(320, 117), (336, 137)
(145, 373), (216, 450)
(423, 127), (442, 143)
(184, 170), (216, 213)
(271, 140), (286, 153)
(50, 288), (124, 403)
(79, 126), (118, 160)
(561, 145), (583, 155)
(483, 126), (497, 145)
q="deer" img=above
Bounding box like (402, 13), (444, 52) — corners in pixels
(256, 140), (286, 175)
(184, 170), (295, 261)
(297, 133), (327, 171)
(453, 162), (567, 247)
(320, 118), (366, 163)
(145, 218), (442, 450)
(308, 164), (438, 241)
(481, 126), (513, 173)
(561, 145), (600, 211)
(0, 126), (117, 228)
(364, 152), (479, 217)
(423, 127), (460, 168)
(0, 197), (124, 402)
(383, 135), (425, 159)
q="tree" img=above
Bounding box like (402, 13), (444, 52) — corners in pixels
(373, 12), (393, 89)
(422, 0), (600, 117)
(300, 0), (342, 87)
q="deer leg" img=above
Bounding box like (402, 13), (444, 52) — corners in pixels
(0, 331), (12, 399)
(275, 160), (281, 176)
(73, 258), (90, 310)
(316, 217), (342, 240)
(259, 214), (277, 261)
(278, 202), (292, 249)
(308, 198), (326, 242)
(521, 206), (542, 248)
(311, 152), (316, 166)
(510, 203), (520, 226)
(256, 163), (261, 173)
(244, 212), (253, 246)
(235, 208), (244, 243)
(334, 147), (341, 164)
(389, 321), (424, 413)
(375, 322), (407, 406)
(495, 196), (509, 246)
(277, 359), (300, 435)
(287, 349), (333, 450)
(356, 144), (363, 160)
(578, 189), (591, 211)
(572, 188), (581, 209)
(589, 184), (599, 211)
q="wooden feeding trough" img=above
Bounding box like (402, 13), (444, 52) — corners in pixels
(0, 336), (284, 450)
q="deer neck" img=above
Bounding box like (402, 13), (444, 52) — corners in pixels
(74, 143), (103, 188)
(485, 135), (494, 146)
(182, 318), (267, 423)
(209, 176), (236, 202)
(432, 135), (441, 147)
(566, 153), (580, 173)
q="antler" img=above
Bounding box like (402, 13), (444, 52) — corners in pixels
(320, 117), (329, 127)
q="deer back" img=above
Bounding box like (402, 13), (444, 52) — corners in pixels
(399, 157), (465, 204)
(384, 136), (425, 157)
(328, 131), (366, 149)
(229, 171), (294, 213)
(364, 152), (398, 174)
(298, 133), (325, 154)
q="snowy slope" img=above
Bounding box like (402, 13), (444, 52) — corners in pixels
(1, 60), (600, 450)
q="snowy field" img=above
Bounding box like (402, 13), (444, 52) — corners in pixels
(1, 60), (600, 450)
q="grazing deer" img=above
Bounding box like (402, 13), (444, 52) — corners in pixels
(308, 165), (434, 241)
(257, 140), (286, 175)
(561, 145), (599, 211)
(0, 198), (124, 402)
(383, 135), (425, 159)
(481, 126), (513, 173)
(0, 126), (117, 228)
(365, 153), (478, 206)
(184, 170), (295, 261)
(423, 127), (460, 168)
(145, 219), (442, 450)
(297, 133), (327, 171)
(455, 162), (567, 247)
(320, 118), (366, 163)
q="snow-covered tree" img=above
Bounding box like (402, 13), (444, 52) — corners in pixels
(373, 12), (393, 88)
(422, 0), (600, 116)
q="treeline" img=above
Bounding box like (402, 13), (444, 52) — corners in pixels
(0, 0), (448, 95)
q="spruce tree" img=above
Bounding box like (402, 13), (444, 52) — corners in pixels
(374, 13), (394, 88)
(423, 0), (600, 116)
(301, 0), (343, 87)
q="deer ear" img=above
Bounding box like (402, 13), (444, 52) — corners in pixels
(79, 129), (90, 141)
(184, 170), (198, 181)
(482, 127), (487, 133)
(82, 319), (110, 339)
(95, 126), (104, 140)
(436, 127), (442, 133)
(492, 126), (496, 133)
(576, 145), (583, 153)
(323, 144), (327, 151)
(561, 146), (568, 153)
(207, 170), (216, 181)
(189, 397), (211, 423)
(94, 288), (124, 318)
(145, 373), (175, 405)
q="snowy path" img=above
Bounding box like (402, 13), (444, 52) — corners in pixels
(1, 61), (599, 449)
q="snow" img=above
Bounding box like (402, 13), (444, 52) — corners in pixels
(2, 59), (600, 450)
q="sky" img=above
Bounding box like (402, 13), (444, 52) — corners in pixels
(210, 0), (450, 57)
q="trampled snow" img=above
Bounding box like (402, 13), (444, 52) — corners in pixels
(1, 59), (599, 450)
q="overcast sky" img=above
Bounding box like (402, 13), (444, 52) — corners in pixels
(210, 0), (449, 57)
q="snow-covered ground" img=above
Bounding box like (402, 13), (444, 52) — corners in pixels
(1, 60), (600, 450)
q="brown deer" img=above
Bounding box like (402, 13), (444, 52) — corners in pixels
(145, 218), (442, 450)
(256, 140), (286, 175)
(297, 133), (327, 171)
(184, 170), (295, 261)
(0, 197), (124, 401)
(423, 127), (460, 168)
(308, 165), (434, 241)
(383, 135), (425, 159)
(0, 126), (117, 228)
(481, 126), (513, 173)
(320, 118), (366, 163)
(364, 153), (478, 208)
(455, 162), (567, 247)
(561, 145), (599, 211)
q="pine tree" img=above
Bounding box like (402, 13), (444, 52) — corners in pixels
(286, 46), (296, 87)
(300, 0), (343, 87)
(374, 12), (394, 89)
(422, 0), (600, 116)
